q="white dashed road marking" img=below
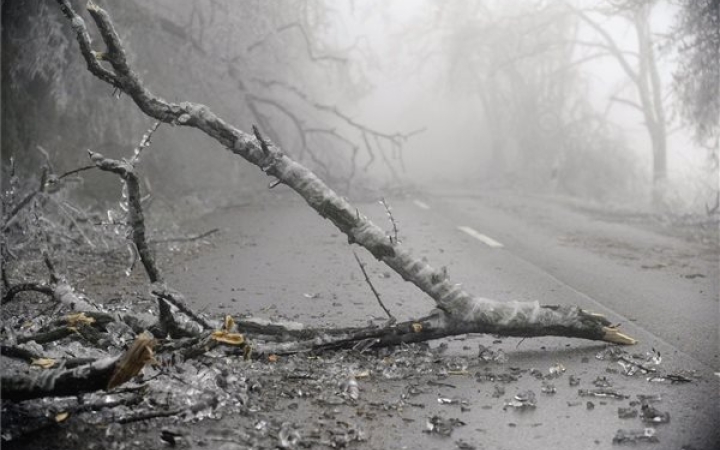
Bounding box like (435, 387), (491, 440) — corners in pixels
(457, 226), (504, 248)
(413, 200), (430, 210)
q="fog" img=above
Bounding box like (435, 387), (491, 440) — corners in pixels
(2, 0), (717, 214)
(328, 0), (716, 209)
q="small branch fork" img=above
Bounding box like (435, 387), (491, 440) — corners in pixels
(88, 149), (162, 283)
(252, 78), (425, 177)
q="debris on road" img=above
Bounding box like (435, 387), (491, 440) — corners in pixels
(503, 390), (537, 410)
(612, 427), (659, 444)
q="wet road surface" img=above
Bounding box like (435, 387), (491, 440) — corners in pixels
(167, 188), (719, 449)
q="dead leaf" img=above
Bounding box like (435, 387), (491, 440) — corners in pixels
(31, 358), (56, 369)
(65, 312), (96, 327)
(211, 330), (245, 346)
(412, 323), (423, 333)
(243, 344), (253, 360)
(268, 354), (278, 363)
(223, 315), (235, 332)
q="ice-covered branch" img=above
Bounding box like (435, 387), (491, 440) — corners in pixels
(56, 0), (635, 345)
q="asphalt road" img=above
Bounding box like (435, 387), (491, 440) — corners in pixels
(168, 187), (719, 449)
(419, 188), (719, 371)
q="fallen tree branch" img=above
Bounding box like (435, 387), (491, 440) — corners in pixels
(1, 332), (155, 402)
(252, 307), (634, 356)
(56, 0), (635, 345)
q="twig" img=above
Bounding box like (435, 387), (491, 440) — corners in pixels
(252, 124), (271, 158)
(379, 198), (399, 244)
(149, 228), (220, 244)
(57, 165), (97, 180)
(246, 21), (347, 64)
(43, 251), (60, 283)
(151, 283), (213, 331)
(131, 121), (161, 164)
(2, 166), (48, 232)
(2, 282), (54, 304)
(352, 251), (395, 322)
(117, 408), (186, 424)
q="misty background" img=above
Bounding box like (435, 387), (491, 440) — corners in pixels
(2, 0), (718, 218)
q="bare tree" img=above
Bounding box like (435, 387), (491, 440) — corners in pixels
(672, 0), (720, 147)
(568, 1), (669, 206)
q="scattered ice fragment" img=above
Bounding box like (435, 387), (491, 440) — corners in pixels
(438, 397), (469, 407)
(278, 422), (301, 448)
(541, 381), (556, 394)
(592, 376), (613, 388)
(339, 375), (359, 401)
(568, 375), (580, 386)
(548, 363), (566, 378)
(492, 385), (505, 398)
(636, 393), (662, 403)
(618, 360), (639, 376)
(618, 407), (638, 419)
(596, 346), (625, 361)
(455, 439), (477, 450)
(504, 390), (536, 410)
(529, 368), (544, 379)
(612, 428), (658, 444)
(640, 404), (670, 424)
(646, 348), (662, 365)
(328, 421), (366, 446)
(478, 345), (507, 363)
(425, 415), (466, 436)
(578, 388), (628, 399)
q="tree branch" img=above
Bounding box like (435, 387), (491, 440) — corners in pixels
(568, 7), (641, 85)
(247, 22), (347, 64)
(609, 95), (645, 113)
(56, 0), (635, 345)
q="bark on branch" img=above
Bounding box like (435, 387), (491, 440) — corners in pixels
(56, 0), (635, 345)
(1, 332), (156, 402)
